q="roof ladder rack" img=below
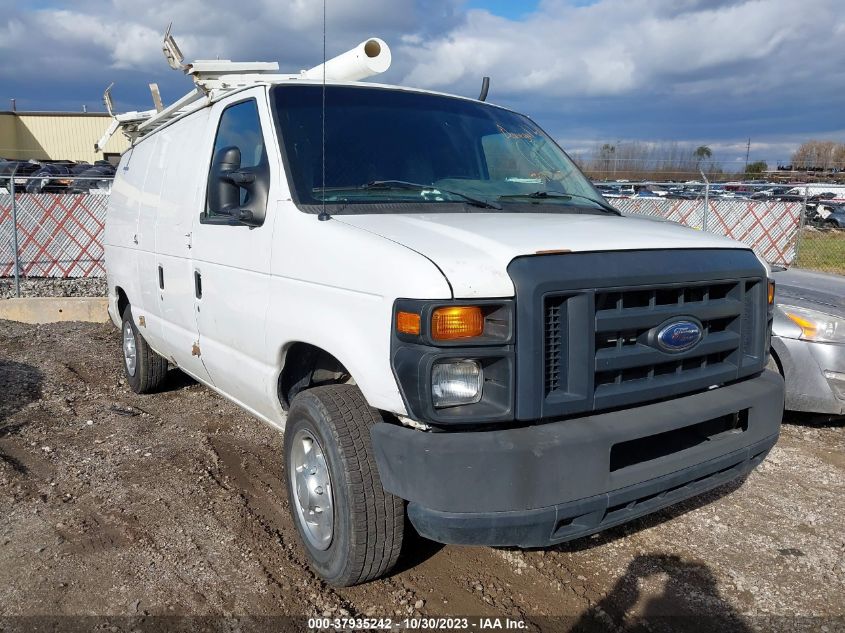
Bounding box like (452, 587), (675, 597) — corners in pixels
(94, 26), (392, 152)
(95, 26), (288, 151)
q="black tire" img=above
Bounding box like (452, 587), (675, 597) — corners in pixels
(284, 385), (404, 586)
(121, 305), (168, 394)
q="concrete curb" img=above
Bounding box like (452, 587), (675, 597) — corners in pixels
(0, 297), (109, 324)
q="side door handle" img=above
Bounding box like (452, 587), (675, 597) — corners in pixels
(158, 265), (164, 290)
(194, 270), (202, 299)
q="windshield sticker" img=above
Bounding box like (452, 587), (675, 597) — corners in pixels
(496, 123), (536, 140)
(506, 177), (544, 184)
(419, 188), (445, 200)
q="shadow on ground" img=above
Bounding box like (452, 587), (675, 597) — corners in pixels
(0, 358), (43, 473)
(782, 410), (845, 428)
(389, 517), (446, 577)
(570, 553), (751, 632)
(157, 368), (197, 393)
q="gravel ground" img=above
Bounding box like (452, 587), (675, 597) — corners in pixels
(0, 277), (106, 299)
(0, 319), (843, 632)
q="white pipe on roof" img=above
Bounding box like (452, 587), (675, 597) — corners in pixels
(300, 38), (391, 82)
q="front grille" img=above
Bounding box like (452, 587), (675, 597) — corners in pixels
(589, 280), (752, 409)
(544, 297), (564, 394)
(542, 278), (765, 413)
(509, 249), (768, 421)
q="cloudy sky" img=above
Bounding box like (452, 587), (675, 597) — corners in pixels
(3, 0), (844, 167)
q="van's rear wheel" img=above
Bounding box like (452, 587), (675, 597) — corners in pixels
(121, 306), (168, 394)
(284, 385), (404, 586)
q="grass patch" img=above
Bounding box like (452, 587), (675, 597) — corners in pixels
(794, 229), (845, 275)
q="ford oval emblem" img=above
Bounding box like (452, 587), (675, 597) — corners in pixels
(656, 320), (703, 353)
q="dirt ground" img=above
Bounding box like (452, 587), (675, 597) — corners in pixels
(0, 320), (843, 632)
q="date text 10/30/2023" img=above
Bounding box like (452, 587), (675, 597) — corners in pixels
(307, 616), (527, 630)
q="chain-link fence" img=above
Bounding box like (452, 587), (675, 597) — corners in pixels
(613, 196), (802, 266)
(596, 179), (845, 275)
(1, 176), (843, 297)
(0, 174), (112, 296)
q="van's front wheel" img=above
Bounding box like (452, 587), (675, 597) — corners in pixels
(121, 306), (168, 393)
(284, 385), (404, 586)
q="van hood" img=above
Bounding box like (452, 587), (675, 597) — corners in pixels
(335, 212), (747, 298)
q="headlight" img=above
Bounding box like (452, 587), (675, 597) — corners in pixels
(431, 360), (483, 407)
(392, 299), (514, 424)
(781, 304), (845, 343)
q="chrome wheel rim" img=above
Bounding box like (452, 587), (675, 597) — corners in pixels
(122, 320), (137, 377)
(290, 428), (334, 550)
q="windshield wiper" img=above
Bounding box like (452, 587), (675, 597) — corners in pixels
(498, 191), (620, 215)
(364, 180), (502, 210)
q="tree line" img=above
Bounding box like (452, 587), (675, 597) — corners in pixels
(569, 142), (728, 181)
(789, 141), (845, 171)
(571, 139), (845, 182)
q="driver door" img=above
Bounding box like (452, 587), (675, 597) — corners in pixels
(190, 88), (281, 419)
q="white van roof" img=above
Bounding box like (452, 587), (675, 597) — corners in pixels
(96, 29), (498, 152)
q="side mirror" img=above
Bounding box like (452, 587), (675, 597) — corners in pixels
(207, 145), (269, 226)
(208, 146), (242, 215)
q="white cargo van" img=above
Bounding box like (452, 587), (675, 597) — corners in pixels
(104, 37), (784, 586)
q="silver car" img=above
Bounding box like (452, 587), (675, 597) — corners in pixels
(770, 268), (845, 414)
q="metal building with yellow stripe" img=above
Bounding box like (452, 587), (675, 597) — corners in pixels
(0, 111), (129, 164)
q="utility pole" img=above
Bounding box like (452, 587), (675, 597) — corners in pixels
(612, 143), (617, 179)
(745, 138), (751, 172)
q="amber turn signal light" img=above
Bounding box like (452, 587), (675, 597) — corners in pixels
(432, 306), (484, 340)
(396, 311), (421, 335)
(767, 279), (775, 306)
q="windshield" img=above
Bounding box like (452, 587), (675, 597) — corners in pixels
(271, 85), (607, 214)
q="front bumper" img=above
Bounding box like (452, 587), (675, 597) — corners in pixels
(772, 335), (845, 415)
(371, 370), (783, 547)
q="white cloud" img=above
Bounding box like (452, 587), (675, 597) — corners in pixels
(1, 0), (843, 152)
(0, 0), (456, 78)
(400, 0), (845, 100)
(4, 0), (842, 102)
(30, 10), (167, 69)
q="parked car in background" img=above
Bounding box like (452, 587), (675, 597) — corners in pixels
(594, 183), (624, 198)
(0, 159), (42, 191)
(631, 184), (661, 197)
(751, 186), (791, 199)
(770, 268), (845, 415)
(666, 186), (698, 200)
(24, 161), (77, 194)
(807, 202), (845, 229)
(70, 161), (116, 194)
(0, 159), (115, 194)
(772, 193), (806, 204)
